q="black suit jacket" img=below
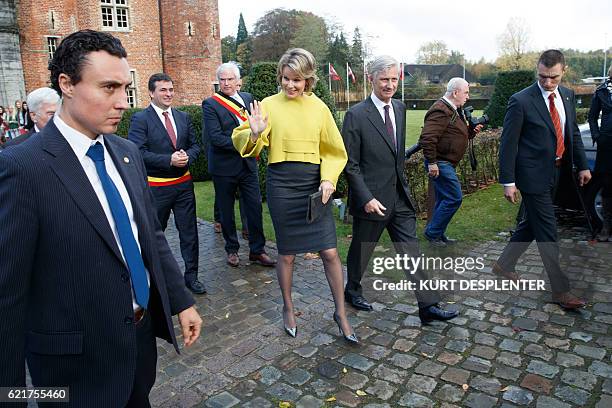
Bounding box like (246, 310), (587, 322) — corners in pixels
(0, 121), (194, 406)
(128, 105), (201, 178)
(202, 91), (256, 176)
(2, 128), (35, 148)
(499, 83), (589, 194)
(342, 97), (416, 220)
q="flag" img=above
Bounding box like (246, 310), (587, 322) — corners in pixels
(399, 62), (404, 80)
(347, 65), (356, 83)
(329, 63), (341, 81)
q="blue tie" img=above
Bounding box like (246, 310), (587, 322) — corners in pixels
(86, 142), (149, 308)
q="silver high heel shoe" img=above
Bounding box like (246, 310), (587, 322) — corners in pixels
(333, 313), (359, 344)
(283, 307), (297, 338)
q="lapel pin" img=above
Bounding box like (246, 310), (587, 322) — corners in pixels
(123, 157), (130, 164)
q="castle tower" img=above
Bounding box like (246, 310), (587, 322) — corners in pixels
(0, 0), (26, 106)
(158, 0), (221, 105)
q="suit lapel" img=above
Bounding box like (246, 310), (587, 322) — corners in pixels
(42, 122), (124, 263)
(104, 136), (152, 258)
(529, 83), (557, 137)
(365, 97), (396, 154)
(171, 108), (183, 147)
(147, 105), (175, 149)
(558, 86), (574, 147)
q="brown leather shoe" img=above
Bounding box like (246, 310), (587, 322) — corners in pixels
(227, 252), (239, 267)
(552, 292), (587, 309)
(214, 222), (222, 233)
(249, 252), (276, 267)
(492, 262), (519, 281)
(241, 229), (249, 240)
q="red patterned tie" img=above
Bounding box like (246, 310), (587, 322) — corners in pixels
(162, 111), (177, 148)
(548, 93), (564, 159)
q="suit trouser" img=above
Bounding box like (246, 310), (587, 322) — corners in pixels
(212, 164), (266, 254)
(346, 192), (441, 308)
(125, 312), (157, 407)
(214, 189), (248, 230)
(151, 180), (199, 284)
(497, 167), (570, 293)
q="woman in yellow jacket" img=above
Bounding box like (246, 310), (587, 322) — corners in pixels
(233, 48), (357, 343)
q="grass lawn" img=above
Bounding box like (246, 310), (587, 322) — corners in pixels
(337, 109), (483, 147)
(194, 181), (515, 263)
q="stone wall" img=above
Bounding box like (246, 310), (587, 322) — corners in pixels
(0, 0), (25, 107)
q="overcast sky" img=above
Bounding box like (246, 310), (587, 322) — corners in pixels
(219, 0), (609, 63)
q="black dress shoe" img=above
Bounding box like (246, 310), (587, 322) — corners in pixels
(419, 304), (458, 324)
(346, 294), (373, 311)
(424, 233), (447, 247)
(186, 280), (207, 295)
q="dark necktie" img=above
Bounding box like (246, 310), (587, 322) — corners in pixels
(548, 93), (565, 159)
(383, 105), (397, 150)
(162, 111), (177, 148)
(86, 142), (149, 308)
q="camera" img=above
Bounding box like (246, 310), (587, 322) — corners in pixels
(463, 106), (489, 130)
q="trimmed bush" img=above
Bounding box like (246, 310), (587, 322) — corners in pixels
(243, 62), (278, 101)
(116, 105), (210, 181)
(485, 70), (534, 128)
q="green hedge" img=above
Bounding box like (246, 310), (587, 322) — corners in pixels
(116, 106), (211, 181)
(485, 70), (534, 128)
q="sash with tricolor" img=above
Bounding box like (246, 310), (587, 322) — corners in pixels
(211, 92), (248, 123)
(148, 170), (192, 186)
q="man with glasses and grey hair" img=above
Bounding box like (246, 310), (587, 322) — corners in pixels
(2, 87), (60, 148)
(202, 62), (275, 268)
(419, 77), (483, 246)
(342, 55), (458, 324)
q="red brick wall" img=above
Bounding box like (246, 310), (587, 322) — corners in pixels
(158, 0), (221, 105)
(16, 0), (221, 108)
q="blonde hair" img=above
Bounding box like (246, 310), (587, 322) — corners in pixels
(277, 48), (319, 92)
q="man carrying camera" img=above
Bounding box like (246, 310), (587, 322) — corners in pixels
(419, 77), (483, 246)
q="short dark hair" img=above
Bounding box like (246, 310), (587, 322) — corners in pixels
(538, 49), (565, 68)
(49, 30), (127, 96)
(148, 73), (173, 92)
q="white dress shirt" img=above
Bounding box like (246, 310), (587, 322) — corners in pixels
(151, 103), (178, 137)
(55, 115), (150, 311)
(370, 92), (396, 137)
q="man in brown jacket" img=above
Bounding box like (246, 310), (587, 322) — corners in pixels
(419, 77), (482, 246)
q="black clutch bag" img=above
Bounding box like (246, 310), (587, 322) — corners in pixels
(307, 190), (331, 224)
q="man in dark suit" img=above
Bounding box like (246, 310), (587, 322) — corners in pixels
(495, 49), (591, 309)
(342, 55), (458, 324)
(202, 62), (275, 267)
(2, 87), (59, 148)
(128, 73), (206, 294)
(0, 30), (202, 406)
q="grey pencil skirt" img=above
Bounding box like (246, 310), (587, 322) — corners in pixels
(266, 161), (337, 255)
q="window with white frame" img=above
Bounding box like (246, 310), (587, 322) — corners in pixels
(47, 37), (59, 60)
(101, 0), (130, 30)
(127, 70), (137, 108)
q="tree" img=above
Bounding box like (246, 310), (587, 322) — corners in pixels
(290, 12), (329, 64)
(328, 32), (349, 66)
(221, 35), (236, 62)
(349, 27), (364, 84)
(447, 50), (464, 65)
(236, 41), (252, 76)
(497, 17), (531, 70)
(235, 13), (249, 51)
(251, 8), (299, 62)
(416, 41), (450, 64)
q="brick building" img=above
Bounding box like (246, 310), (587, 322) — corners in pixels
(2, 0), (221, 107)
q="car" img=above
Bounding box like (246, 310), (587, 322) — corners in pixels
(554, 122), (603, 234)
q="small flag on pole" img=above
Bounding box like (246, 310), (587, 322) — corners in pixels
(329, 63), (341, 81)
(347, 65), (356, 83)
(399, 62), (404, 80)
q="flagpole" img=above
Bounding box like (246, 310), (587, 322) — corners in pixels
(401, 62), (405, 103)
(329, 62), (332, 95)
(346, 62), (350, 110)
(363, 59), (367, 100)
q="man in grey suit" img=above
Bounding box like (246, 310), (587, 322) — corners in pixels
(495, 49), (591, 309)
(342, 55), (458, 324)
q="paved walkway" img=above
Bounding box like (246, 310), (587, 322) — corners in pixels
(153, 211), (611, 408)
